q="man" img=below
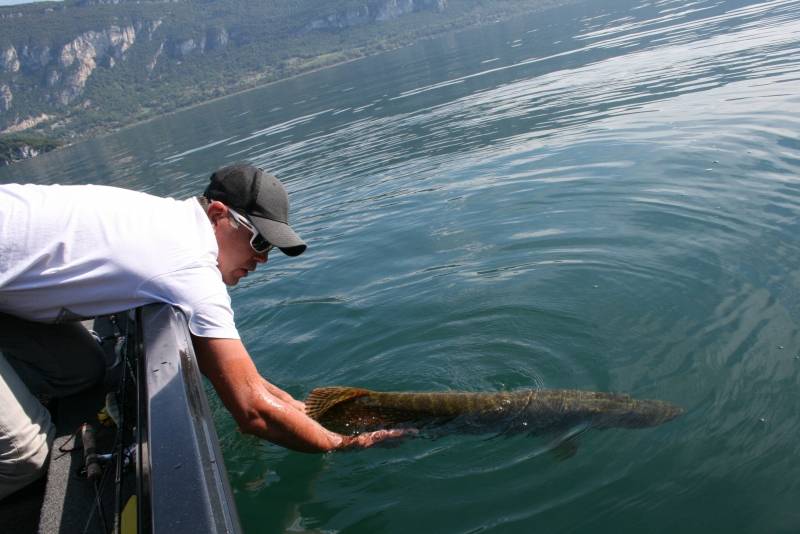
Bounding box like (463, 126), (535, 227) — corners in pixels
(0, 164), (403, 500)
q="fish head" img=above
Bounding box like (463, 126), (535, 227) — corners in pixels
(595, 399), (685, 429)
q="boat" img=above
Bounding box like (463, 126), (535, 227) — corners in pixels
(0, 303), (242, 533)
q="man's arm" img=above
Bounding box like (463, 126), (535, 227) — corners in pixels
(259, 377), (306, 412)
(192, 336), (403, 452)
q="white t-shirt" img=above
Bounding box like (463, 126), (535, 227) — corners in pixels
(0, 183), (239, 339)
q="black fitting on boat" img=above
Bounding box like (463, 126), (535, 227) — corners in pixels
(80, 422), (102, 482)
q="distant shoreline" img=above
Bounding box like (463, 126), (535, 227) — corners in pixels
(1, 0), (580, 166)
(101, 1), (578, 137)
(112, 55), (370, 136)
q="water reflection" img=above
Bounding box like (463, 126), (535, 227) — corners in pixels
(2, 0), (800, 532)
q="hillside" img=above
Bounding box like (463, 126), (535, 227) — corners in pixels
(0, 0), (571, 159)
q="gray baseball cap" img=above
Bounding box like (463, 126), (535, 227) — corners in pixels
(204, 164), (307, 256)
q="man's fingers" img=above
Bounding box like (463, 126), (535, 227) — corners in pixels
(379, 428), (419, 440)
(339, 428), (418, 450)
(365, 429), (400, 444)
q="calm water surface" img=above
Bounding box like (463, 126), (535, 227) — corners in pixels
(3, 0), (800, 531)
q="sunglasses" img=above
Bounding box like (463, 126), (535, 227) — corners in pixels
(228, 208), (274, 254)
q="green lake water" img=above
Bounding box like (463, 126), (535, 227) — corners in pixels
(3, 0), (800, 531)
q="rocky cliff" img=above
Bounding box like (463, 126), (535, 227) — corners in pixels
(0, 0), (452, 138)
(55, 25), (138, 105)
(303, 0), (446, 32)
(1, 16), (160, 131)
(0, 135), (59, 166)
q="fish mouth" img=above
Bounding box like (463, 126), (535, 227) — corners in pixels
(593, 399), (685, 429)
(663, 403), (686, 422)
(627, 400), (685, 427)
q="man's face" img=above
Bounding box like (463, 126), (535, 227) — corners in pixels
(210, 203), (268, 285)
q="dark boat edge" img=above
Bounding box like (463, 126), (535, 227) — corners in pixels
(0, 303), (242, 533)
(135, 304), (242, 534)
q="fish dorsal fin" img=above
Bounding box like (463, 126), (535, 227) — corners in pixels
(305, 386), (373, 421)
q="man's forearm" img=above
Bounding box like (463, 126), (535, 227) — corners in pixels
(262, 380), (292, 402)
(261, 378), (306, 411)
(193, 336), (405, 452)
(234, 387), (343, 452)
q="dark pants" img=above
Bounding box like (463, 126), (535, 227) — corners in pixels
(0, 313), (105, 500)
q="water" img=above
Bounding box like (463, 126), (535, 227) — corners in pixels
(3, 0), (800, 531)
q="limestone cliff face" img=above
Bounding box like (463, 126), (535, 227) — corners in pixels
(0, 84), (11, 112)
(0, 11), (240, 132)
(303, 0), (447, 32)
(2, 113), (51, 134)
(375, 0), (447, 21)
(0, 143), (41, 165)
(146, 42), (165, 73)
(1, 47), (20, 73)
(164, 26), (229, 60)
(167, 37), (199, 59)
(205, 27), (229, 50)
(0, 17), (166, 122)
(57, 25), (136, 105)
(0, 24), (138, 116)
(18, 44), (53, 71)
(0, 0), (453, 136)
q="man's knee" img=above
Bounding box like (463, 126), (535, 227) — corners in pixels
(0, 350), (55, 501)
(0, 315), (106, 399)
(0, 424), (53, 501)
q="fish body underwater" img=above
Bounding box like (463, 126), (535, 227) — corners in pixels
(305, 387), (684, 436)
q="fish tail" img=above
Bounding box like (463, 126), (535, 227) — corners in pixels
(305, 386), (373, 421)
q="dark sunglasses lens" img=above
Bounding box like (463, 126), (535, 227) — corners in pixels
(252, 234), (272, 253)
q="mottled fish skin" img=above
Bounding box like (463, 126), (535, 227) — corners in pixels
(305, 387), (684, 435)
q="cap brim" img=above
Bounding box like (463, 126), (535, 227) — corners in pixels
(250, 215), (307, 257)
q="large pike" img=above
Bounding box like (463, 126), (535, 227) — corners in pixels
(305, 387), (684, 436)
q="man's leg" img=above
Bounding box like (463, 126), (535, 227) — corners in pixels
(0, 314), (105, 499)
(0, 353), (54, 501)
(0, 315), (106, 400)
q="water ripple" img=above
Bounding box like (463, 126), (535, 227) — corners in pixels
(4, 0), (800, 531)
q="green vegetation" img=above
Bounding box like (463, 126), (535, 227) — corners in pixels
(0, 135), (59, 165)
(0, 0), (574, 148)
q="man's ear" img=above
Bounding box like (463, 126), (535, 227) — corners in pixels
(206, 201), (229, 226)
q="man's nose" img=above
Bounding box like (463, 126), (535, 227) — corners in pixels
(254, 251), (268, 263)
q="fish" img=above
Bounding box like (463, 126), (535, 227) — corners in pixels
(305, 386), (684, 437)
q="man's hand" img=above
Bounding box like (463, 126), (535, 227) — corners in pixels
(260, 377), (306, 412)
(192, 335), (414, 453)
(336, 428), (416, 450)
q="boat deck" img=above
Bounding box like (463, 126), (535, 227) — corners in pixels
(0, 318), (122, 533)
(0, 306), (241, 533)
